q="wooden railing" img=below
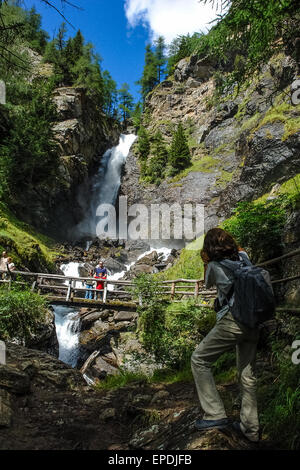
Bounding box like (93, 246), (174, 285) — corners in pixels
(0, 247), (299, 306)
(0, 269), (216, 304)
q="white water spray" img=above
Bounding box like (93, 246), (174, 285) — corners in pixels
(53, 305), (80, 367)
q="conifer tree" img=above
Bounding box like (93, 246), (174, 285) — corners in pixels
(138, 44), (158, 102)
(137, 126), (150, 160)
(154, 36), (166, 83)
(118, 82), (134, 127)
(148, 131), (168, 184)
(168, 123), (191, 174)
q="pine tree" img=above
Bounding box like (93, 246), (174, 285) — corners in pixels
(118, 83), (134, 127)
(148, 131), (168, 184)
(138, 44), (158, 102)
(102, 70), (118, 117)
(168, 123), (191, 174)
(154, 36), (166, 83)
(137, 126), (150, 160)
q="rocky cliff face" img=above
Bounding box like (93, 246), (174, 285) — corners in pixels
(120, 53), (300, 232)
(19, 86), (120, 240)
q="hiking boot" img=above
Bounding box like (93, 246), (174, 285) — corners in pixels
(195, 418), (230, 431)
(232, 421), (260, 443)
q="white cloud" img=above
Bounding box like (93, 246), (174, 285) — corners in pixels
(124, 0), (218, 44)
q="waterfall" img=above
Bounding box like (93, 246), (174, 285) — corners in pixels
(76, 133), (137, 239)
(53, 305), (80, 367)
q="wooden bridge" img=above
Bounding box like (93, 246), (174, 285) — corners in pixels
(0, 247), (299, 311)
(0, 268), (216, 307)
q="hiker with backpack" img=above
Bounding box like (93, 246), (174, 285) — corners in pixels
(191, 228), (275, 443)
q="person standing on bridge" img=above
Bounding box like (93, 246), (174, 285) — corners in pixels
(191, 228), (260, 443)
(85, 269), (95, 300)
(0, 251), (8, 279)
(94, 261), (107, 301)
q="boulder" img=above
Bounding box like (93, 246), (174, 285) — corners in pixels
(0, 365), (30, 395)
(114, 311), (136, 322)
(103, 257), (126, 274)
(174, 58), (191, 82)
(26, 309), (59, 357)
(92, 357), (119, 378)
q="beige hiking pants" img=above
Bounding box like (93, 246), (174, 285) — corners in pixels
(191, 311), (260, 441)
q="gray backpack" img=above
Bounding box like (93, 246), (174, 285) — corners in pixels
(219, 253), (276, 329)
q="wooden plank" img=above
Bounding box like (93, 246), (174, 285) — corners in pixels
(80, 351), (100, 375)
(272, 274), (300, 284)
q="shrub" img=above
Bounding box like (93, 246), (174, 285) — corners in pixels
(133, 274), (215, 368)
(222, 196), (288, 263)
(0, 286), (48, 342)
(168, 122), (191, 175)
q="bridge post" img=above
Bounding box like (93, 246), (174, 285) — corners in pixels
(66, 279), (72, 301)
(38, 277), (43, 295)
(103, 281), (107, 303)
(171, 282), (176, 300)
(31, 280), (37, 292)
(194, 281), (200, 298)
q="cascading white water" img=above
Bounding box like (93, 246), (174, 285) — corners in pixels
(53, 305), (80, 367)
(76, 133), (137, 239)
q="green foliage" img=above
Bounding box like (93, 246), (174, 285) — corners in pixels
(146, 131), (169, 184)
(118, 82), (134, 126)
(137, 126), (150, 160)
(168, 122), (192, 175)
(167, 33), (204, 75)
(222, 196), (289, 263)
(133, 274), (215, 368)
(0, 80), (59, 199)
(0, 201), (59, 272)
(159, 236), (205, 281)
(0, 1), (49, 70)
(154, 36), (167, 83)
(258, 337), (300, 449)
(131, 101), (143, 132)
(0, 285), (48, 342)
(94, 369), (148, 391)
(137, 44), (158, 102)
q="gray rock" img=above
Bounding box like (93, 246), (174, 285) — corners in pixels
(92, 357), (119, 378)
(114, 311), (135, 322)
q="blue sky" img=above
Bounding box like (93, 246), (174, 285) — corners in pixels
(27, 0), (217, 102)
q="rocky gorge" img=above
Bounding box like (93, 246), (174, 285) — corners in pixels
(0, 17), (299, 451)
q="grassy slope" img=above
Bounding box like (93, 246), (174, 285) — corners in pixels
(0, 202), (60, 272)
